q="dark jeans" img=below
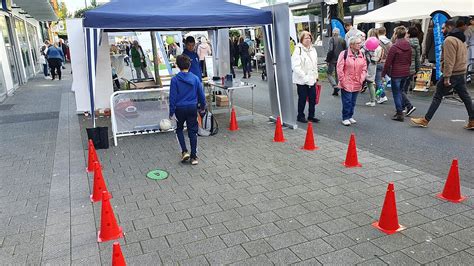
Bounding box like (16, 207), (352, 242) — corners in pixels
(297, 84), (316, 120)
(241, 56), (250, 77)
(391, 77), (409, 113)
(375, 64), (386, 98)
(425, 75), (474, 121)
(175, 106), (198, 158)
(43, 63), (49, 76)
(402, 75), (414, 110)
(48, 58), (62, 80)
(341, 90), (359, 120)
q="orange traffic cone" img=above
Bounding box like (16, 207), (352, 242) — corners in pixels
(112, 242), (126, 266)
(437, 159), (466, 203)
(343, 133), (361, 167)
(372, 183), (405, 234)
(301, 122), (318, 150)
(98, 191), (123, 242)
(87, 139), (98, 172)
(229, 108), (239, 131)
(90, 161), (109, 203)
(273, 116), (285, 142)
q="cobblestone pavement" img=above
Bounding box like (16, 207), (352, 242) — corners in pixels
(1, 73), (473, 265)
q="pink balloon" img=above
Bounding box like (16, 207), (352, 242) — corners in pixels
(365, 37), (379, 51)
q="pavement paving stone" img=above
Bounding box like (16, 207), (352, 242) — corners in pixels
(274, 218), (304, 232)
(265, 230), (307, 250)
(350, 241), (387, 259)
(401, 242), (450, 264)
(220, 231), (250, 247)
(180, 255), (210, 266)
(184, 236), (227, 257)
(158, 245), (189, 264)
(419, 218), (463, 237)
(318, 217), (359, 234)
(140, 236), (169, 253)
(242, 239), (274, 256)
(165, 228), (206, 247)
(449, 227), (474, 246)
(201, 223), (229, 238)
(235, 205), (261, 217)
(371, 234), (417, 253)
(223, 216), (261, 232)
(316, 248), (364, 264)
(205, 245), (250, 265)
(242, 222), (282, 240)
(149, 221), (187, 238)
(290, 238), (335, 260)
(266, 248), (301, 264)
(429, 251), (474, 265)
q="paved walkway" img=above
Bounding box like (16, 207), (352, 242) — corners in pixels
(0, 72), (473, 265)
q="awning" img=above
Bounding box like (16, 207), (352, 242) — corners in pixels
(354, 0), (474, 24)
(12, 0), (57, 21)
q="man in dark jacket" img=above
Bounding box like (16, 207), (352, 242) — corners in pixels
(326, 28), (346, 96)
(169, 55), (206, 165)
(182, 36), (202, 81)
(411, 23), (474, 130)
(382, 26), (412, 121)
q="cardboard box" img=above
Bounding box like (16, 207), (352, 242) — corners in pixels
(216, 95), (228, 102)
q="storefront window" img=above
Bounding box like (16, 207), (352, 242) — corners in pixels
(27, 23), (39, 69)
(0, 15), (20, 86)
(14, 17), (33, 78)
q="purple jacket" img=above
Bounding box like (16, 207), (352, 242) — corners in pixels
(382, 38), (412, 78)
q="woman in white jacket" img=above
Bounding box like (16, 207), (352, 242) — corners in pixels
(292, 31), (319, 123)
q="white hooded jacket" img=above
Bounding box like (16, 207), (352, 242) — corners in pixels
(291, 43), (318, 86)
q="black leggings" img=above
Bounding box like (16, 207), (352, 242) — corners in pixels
(48, 58), (62, 80)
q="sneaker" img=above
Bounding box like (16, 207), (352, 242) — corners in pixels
(377, 96), (388, 104)
(392, 113), (404, 122)
(44, 76), (49, 79)
(191, 157), (198, 165)
(342, 120), (351, 126)
(464, 120), (474, 130)
(349, 118), (357, 124)
(181, 152), (190, 162)
(406, 106), (417, 117)
(365, 102), (375, 107)
(410, 117), (429, 127)
(307, 117), (320, 123)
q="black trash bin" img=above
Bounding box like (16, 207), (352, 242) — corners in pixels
(86, 127), (109, 149)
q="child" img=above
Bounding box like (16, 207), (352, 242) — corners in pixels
(169, 55), (206, 165)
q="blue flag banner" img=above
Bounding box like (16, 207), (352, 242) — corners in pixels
(331, 18), (346, 39)
(431, 11), (450, 80)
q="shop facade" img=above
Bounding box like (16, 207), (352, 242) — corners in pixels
(0, 0), (56, 102)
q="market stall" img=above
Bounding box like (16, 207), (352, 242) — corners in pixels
(81, 0), (295, 144)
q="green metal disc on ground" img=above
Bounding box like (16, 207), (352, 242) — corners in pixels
(146, 169), (169, 180)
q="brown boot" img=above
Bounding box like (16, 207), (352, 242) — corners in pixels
(410, 117), (429, 128)
(464, 120), (474, 130)
(392, 112), (404, 122)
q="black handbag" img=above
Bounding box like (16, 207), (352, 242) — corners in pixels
(86, 127), (109, 149)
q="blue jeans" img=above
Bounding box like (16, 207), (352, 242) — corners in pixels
(43, 63), (49, 76)
(375, 64), (386, 98)
(175, 106), (198, 158)
(341, 90), (358, 120)
(391, 77), (409, 113)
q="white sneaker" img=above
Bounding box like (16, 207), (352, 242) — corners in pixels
(377, 96), (388, 104)
(342, 120), (351, 126)
(365, 102), (376, 107)
(44, 76), (49, 79)
(349, 118), (357, 124)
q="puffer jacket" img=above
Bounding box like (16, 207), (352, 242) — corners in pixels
(197, 42), (211, 61)
(382, 38), (412, 78)
(336, 49), (367, 92)
(291, 43), (318, 86)
(408, 37), (420, 75)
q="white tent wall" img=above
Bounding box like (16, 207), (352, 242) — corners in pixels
(66, 19), (90, 112)
(354, 0), (474, 25)
(217, 29), (230, 77)
(94, 32), (114, 110)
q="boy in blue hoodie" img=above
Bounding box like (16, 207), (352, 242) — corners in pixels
(182, 36), (202, 81)
(169, 55), (206, 165)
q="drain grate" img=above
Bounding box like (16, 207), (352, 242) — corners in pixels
(0, 104), (14, 110)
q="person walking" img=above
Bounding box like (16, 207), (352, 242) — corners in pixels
(382, 26), (412, 122)
(40, 41), (50, 79)
(326, 28), (346, 96)
(233, 37), (240, 67)
(411, 23), (474, 130)
(292, 31), (319, 123)
(238, 37), (251, 79)
(182, 36), (202, 81)
(363, 29), (381, 107)
(197, 37), (212, 77)
(46, 43), (64, 81)
(131, 40), (149, 79)
(337, 36), (367, 126)
(58, 39), (68, 69)
(403, 26), (420, 116)
(344, 22), (363, 45)
(375, 27), (392, 104)
(169, 55), (207, 165)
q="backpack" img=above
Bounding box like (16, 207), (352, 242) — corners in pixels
(197, 110), (218, 136)
(248, 44), (255, 56)
(379, 40), (391, 63)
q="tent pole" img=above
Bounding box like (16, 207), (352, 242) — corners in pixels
(270, 24), (283, 122)
(150, 31), (163, 87)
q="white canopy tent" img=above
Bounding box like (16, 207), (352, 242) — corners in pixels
(354, 0), (474, 25)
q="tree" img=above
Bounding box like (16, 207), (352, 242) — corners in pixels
(57, 2), (69, 19)
(74, 1), (101, 18)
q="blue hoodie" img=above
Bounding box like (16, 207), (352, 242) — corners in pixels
(169, 71), (206, 117)
(46, 46), (64, 60)
(182, 49), (202, 81)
